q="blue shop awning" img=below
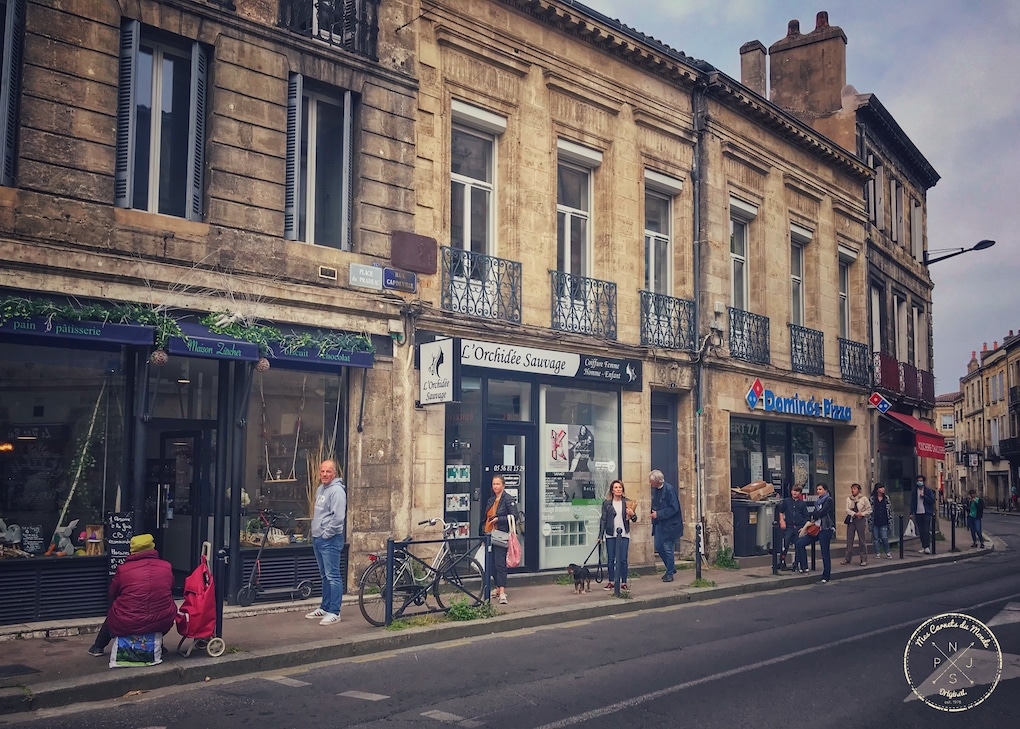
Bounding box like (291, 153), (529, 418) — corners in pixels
(0, 316), (154, 346)
(167, 322), (260, 362)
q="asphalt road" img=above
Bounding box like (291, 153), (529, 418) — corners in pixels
(6, 515), (1020, 729)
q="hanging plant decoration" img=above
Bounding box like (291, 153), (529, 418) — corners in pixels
(256, 356), (271, 372)
(150, 349), (169, 366)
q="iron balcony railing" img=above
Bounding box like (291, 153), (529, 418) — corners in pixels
(280, 0), (380, 60)
(999, 437), (1020, 457)
(985, 445), (1001, 461)
(639, 291), (696, 351)
(728, 307), (770, 365)
(440, 247), (522, 324)
(839, 338), (871, 386)
(789, 324), (824, 376)
(550, 271), (617, 340)
(1010, 386), (1020, 408)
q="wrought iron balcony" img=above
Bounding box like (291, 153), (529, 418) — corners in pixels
(440, 247), (521, 324)
(918, 369), (935, 405)
(1010, 386), (1020, 408)
(985, 445), (1001, 461)
(872, 351), (935, 405)
(789, 324), (824, 375)
(1000, 437), (1020, 457)
(728, 308), (770, 365)
(280, 0), (380, 60)
(639, 291), (696, 351)
(874, 351), (899, 392)
(550, 271), (617, 340)
(838, 338), (871, 386)
(901, 361), (920, 399)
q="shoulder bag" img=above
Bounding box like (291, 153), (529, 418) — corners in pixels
(505, 515), (522, 568)
(804, 521), (821, 538)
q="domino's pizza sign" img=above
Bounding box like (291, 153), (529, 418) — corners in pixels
(746, 378), (852, 422)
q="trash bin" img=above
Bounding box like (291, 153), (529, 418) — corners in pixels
(731, 501), (758, 557)
(756, 499), (781, 551)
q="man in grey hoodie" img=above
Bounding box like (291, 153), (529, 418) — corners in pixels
(305, 460), (347, 625)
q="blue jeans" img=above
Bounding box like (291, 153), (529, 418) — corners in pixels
(606, 536), (630, 584)
(796, 527), (833, 579)
(873, 524), (890, 555)
(968, 517), (984, 545)
(313, 533), (345, 615)
(654, 533), (676, 575)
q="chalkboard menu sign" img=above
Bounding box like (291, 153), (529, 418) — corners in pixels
(106, 512), (133, 576)
(20, 524), (45, 555)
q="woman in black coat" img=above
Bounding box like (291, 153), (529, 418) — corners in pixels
(482, 475), (519, 604)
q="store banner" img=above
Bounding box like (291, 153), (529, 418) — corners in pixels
(0, 316), (154, 346)
(460, 339), (642, 391)
(419, 337), (460, 404)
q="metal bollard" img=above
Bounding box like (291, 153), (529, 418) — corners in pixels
(950, 504), (959, 552)
(772, 522), (783, 575)
(931, 513), (938, 555)
(898, 515), (905, 559)
(810, 538), (816, 572)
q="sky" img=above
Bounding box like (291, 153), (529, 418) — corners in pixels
(581, 0), (1020, 393)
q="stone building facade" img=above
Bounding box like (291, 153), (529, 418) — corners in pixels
(0, 0), (419, 623)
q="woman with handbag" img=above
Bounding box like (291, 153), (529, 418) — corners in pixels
(842, 483), (872, 566)
(599, 479), (637, 591)
(482, 475), (519, 605)
(796, 482), (836, 583)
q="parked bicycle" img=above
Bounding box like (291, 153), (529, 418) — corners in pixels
(357, 517), (485, 626)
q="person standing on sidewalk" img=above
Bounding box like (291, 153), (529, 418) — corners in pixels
(600, 479), (637, 591)
(797, 483), (835, 583)
(967, 489), (985, 548)
(649, 469), (683, 582)
(842, 483), (871, 566)
(306, 459), (347, 626)
(778, 485), (808, 571)
(871, 484), (893, 558)
(482, 474), (519, 605)
(910, 475), (936, 554)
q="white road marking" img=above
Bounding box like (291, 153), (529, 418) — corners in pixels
(986, 601), (1020, 627)
(534, 590), (1020, 729)
(263, 676), (309, 687)
(340, 690), (389, 701)
(421, 709), (484, 727)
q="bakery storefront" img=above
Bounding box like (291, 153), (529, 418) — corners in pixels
(423, 337), (641, 572)
(728, 377), (862, 553)
(0, 294), (376, 625)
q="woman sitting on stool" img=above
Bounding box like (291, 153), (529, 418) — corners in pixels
(88, 534), (178, 657)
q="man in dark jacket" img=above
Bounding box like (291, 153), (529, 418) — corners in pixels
(909, 475), (937, 554)
(778, 485), (809, 570)
(649, 469), (683, 582)
(88, 533), (177, 656)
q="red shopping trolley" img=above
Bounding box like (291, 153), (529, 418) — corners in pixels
(176, 542), (226, 657)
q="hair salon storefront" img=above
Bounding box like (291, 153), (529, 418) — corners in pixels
(0, 294), (376, 625)
(421, 337), (642, 573)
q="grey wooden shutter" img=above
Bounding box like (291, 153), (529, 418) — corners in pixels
(0, 0), (24, 186)
(114, 20), (140, 209)
(284, 73), (303, 240)
(186, 41), (207, 221)
(341, 89), (353, 250)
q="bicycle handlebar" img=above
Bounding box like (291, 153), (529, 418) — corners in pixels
(416, 516), (461, 532)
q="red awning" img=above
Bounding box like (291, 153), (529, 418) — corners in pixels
(882, 411), (945, 460)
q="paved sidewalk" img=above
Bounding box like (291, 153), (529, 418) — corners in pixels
(0, 539), (993, 716)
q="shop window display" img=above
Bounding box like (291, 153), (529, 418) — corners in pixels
(242, 369), (349, 547)
(0, 343), (127, 559)
(540, 386), (619, 568)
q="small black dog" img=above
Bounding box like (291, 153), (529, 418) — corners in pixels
(567, 563), (593, 594)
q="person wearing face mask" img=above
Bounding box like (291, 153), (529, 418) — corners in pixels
(909, 475), (936, 554)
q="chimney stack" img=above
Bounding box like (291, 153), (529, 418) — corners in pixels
(768, 11), (848, 122)
(739, 40), (767, 96)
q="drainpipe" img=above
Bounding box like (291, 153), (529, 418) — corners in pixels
(691, 76), (710, 581)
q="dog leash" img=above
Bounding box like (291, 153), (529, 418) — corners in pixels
(582, 540), (604, 584)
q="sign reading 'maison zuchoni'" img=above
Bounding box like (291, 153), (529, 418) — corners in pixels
(460, 340), (641, 391)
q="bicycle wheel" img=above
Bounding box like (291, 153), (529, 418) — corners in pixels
(358, 560), (417, 626)
(434, 555), (484, 610)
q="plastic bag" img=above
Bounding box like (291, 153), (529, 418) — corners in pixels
(904, 518), (917, 538)
(110, 632), (163, 668)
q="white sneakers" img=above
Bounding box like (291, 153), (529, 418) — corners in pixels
(498, 593), (508, 605)
(318, 613), (340, 625)
(305, 608), (327, 619)
(924, 547), (931, 554)
(885, 552), (893, 559)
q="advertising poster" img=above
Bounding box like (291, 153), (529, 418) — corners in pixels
(816, 439), (830, 475)
(547, 423), (570, 472)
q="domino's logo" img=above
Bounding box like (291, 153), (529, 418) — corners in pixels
(746, 378), (765, 410)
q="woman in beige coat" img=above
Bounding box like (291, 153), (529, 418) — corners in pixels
(842, 483), (872, 566)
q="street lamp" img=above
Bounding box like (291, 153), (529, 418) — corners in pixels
(923, 239), (995, 266)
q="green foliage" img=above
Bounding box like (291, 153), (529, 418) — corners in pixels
(554, 574), (574, 585)
(445, 600), (498, 621)
(203, 313), (375, 357)
(385, 614), (444, 631)
(690, 577), (717, 588)
(713, 546), (740, 569)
